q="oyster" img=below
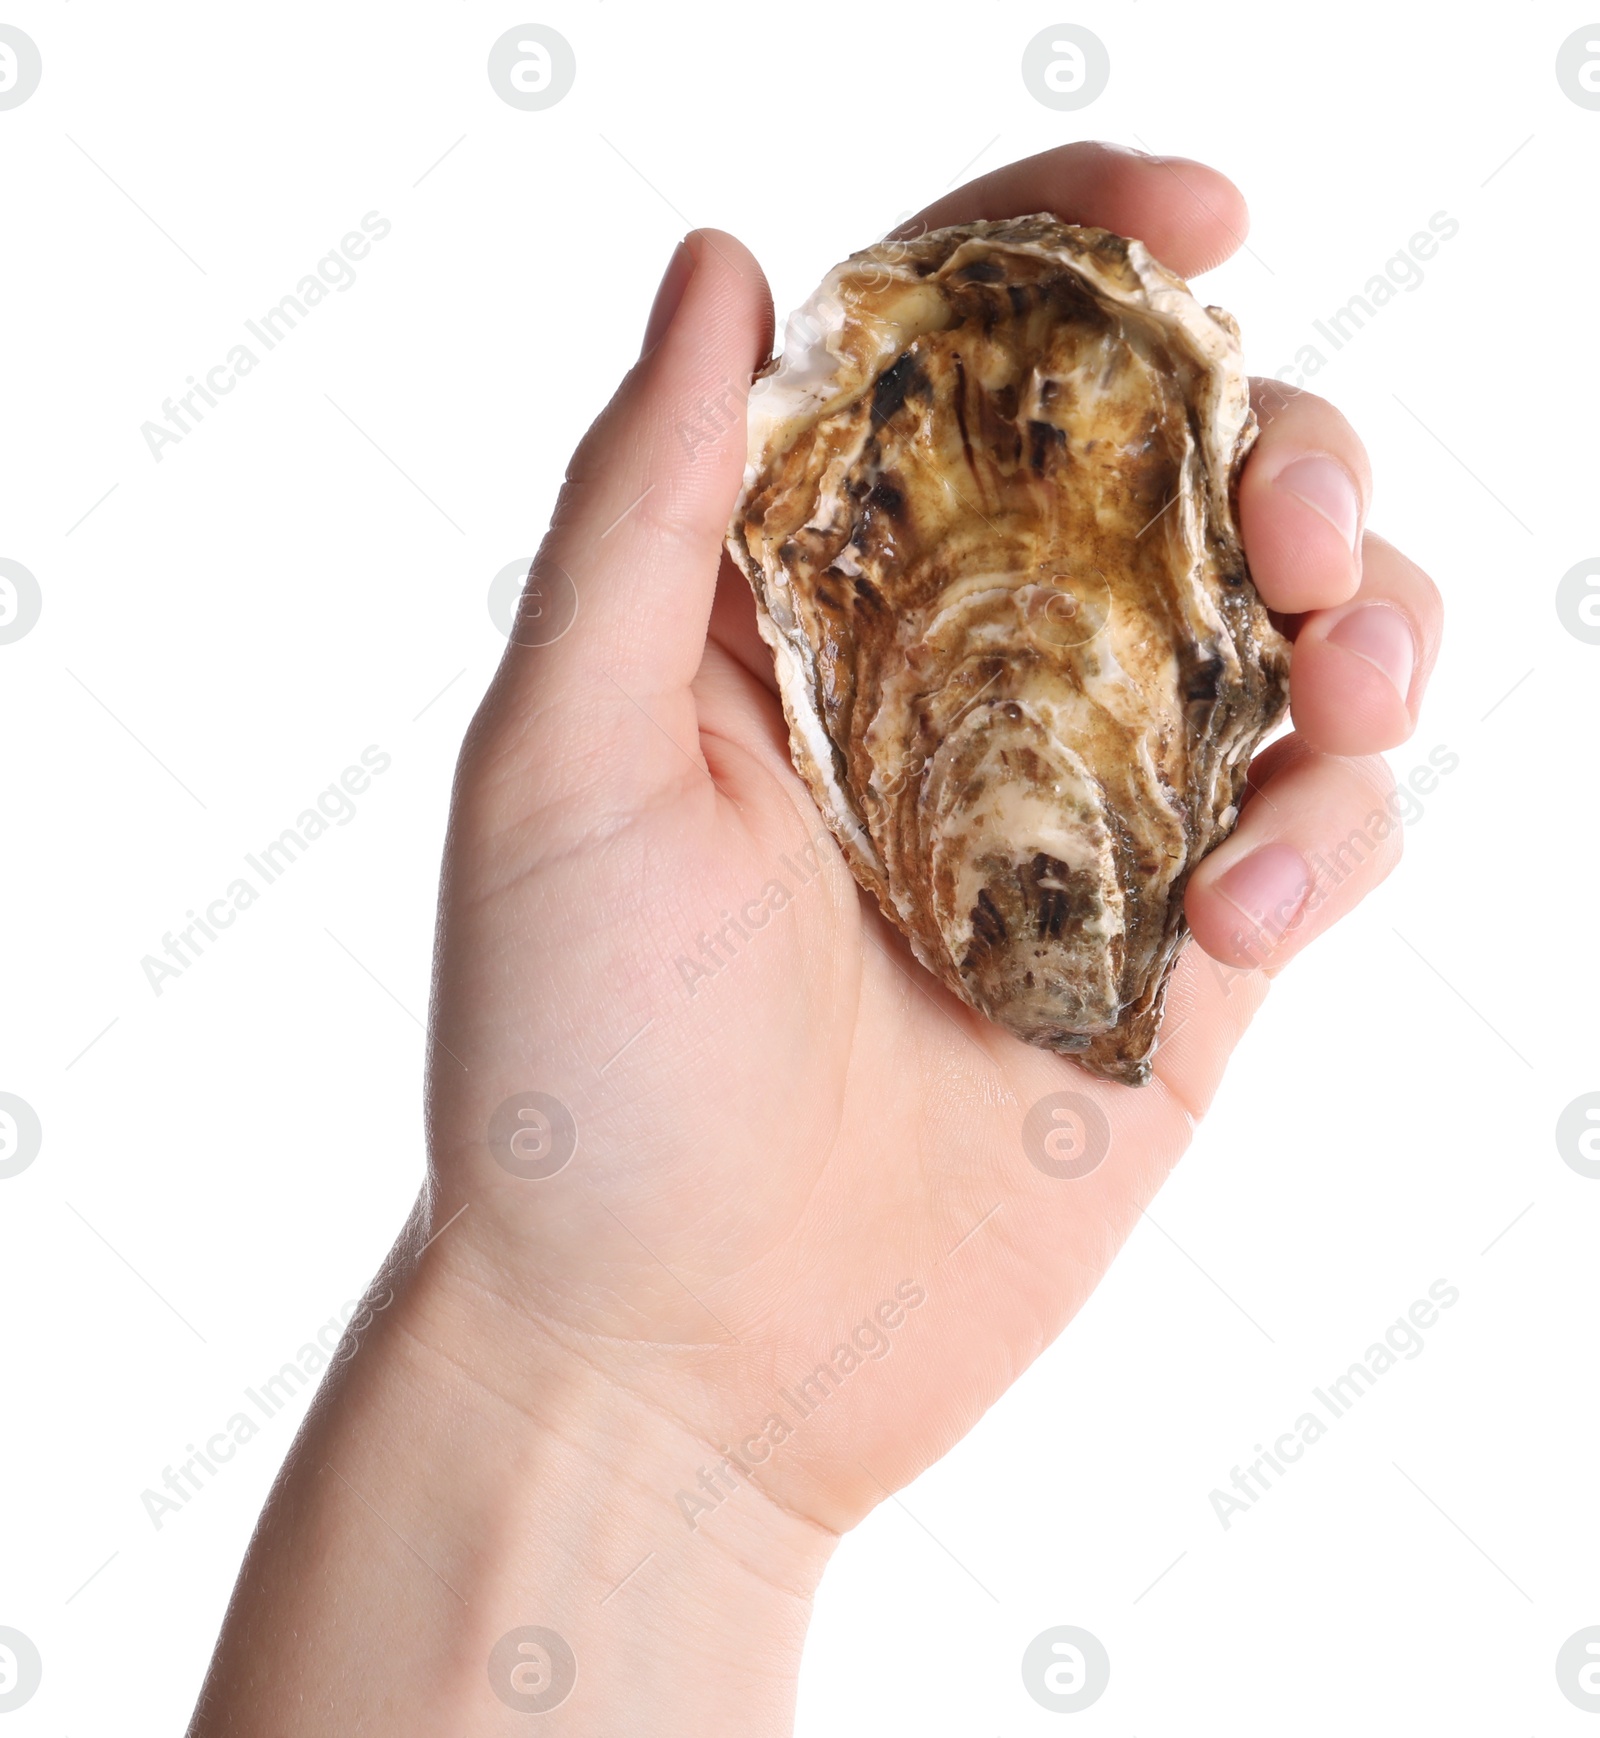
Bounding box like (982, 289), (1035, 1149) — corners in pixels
(727, 215), (1289, 1084)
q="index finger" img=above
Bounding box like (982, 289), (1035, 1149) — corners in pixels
(896, 140), (1250, 279)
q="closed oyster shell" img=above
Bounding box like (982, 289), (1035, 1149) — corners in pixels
(727, 216), (1289, 1084)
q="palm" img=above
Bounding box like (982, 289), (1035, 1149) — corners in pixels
(428, 596), (1212, 1534)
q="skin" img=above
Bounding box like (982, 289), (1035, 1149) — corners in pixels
(188, 143), (1443, 1735)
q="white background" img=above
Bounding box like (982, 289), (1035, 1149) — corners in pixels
(2, 3), (1597, 1732)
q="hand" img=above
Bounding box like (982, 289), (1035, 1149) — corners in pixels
(423, 140), (1443, 1535)
(188, 142), (1444, 1737)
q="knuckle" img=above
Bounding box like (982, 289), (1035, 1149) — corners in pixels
(1341, 749), (1399, 808)
(1247, 388), (1373, 493)
(1407, 558), (1444, 624)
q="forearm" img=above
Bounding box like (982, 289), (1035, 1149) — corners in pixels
(187, 1239), (835, 1735)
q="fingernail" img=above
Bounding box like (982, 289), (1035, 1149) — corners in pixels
(1212, 842), (1311, 951)
(640, 236), (695, 358)
(1274, 454), (1362, 553)
(1327, 603), (1415, 702)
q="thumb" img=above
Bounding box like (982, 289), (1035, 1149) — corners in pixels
(477, 230), (773, 797)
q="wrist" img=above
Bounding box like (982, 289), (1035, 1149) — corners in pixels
(193, 1229), (836, 1735)
(401, 1258), (835, 1728)
(401, 1237), (838, 1592)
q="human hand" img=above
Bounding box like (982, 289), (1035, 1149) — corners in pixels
(420, 140), (1444, 1543)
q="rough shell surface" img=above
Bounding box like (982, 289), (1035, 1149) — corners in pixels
(727, 216), (1290, 1084)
